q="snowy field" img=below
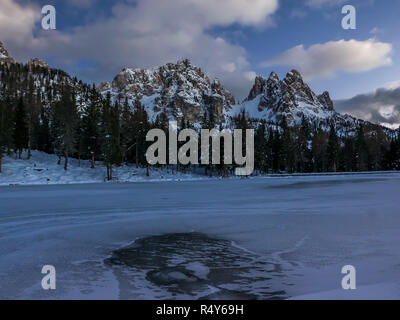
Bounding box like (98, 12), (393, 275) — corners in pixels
(0, 151), (211, 186)
(1, 172), (400, 300)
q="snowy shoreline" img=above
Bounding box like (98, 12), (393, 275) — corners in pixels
(1, 150), (400, 187)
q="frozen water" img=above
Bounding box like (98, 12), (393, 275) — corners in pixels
(0, 174), (400, 299)
(105, 233), (286, 300)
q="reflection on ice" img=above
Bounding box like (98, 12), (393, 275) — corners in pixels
(105, 233), (288, 300)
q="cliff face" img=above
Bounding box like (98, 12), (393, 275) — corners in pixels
(27, 58), (50, 70)
(0, 41), (15, 64)
(228, 69), (395, 137)
(99, 59), (235, 123)
(240, 70), (336, 124)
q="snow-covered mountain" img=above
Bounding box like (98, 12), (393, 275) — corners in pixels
(100, 57), (395, 136)
(0, 42), (92, 114)
(0, 39), (396, 137)
(99, 59), (235, 123)
(0, 41), (15, 64)
(230, 70), (394, 137)
(240, 70), (335, 123)
(27, 57), (50, 70)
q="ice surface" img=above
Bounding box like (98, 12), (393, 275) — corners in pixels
(0, 174), (400, 299)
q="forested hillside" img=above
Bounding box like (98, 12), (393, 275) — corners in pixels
(0, 40), (399, 179)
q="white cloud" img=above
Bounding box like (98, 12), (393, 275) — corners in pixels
(180, 0), (279, 27)
(262, 39), (393, 81)
(0, 0), (40, 47)
(0, 0), (280, 99)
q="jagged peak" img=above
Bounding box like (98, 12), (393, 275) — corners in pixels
(0, 40), (15, 64)
(246, 75), (268, 101)
(118, 59), (201, 77)
(100, 59), (234, 123)
(176, 58), (192, 67)
(318, 91), (334, 111)
(27, 58), (50, 69)
(212, 77), (222, 88)
(268, 71), (279, 82)
(283, 69), (304, 84)
(0, 41), (8, 56)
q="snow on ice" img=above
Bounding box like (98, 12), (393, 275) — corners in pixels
(1, 159), (400, 299)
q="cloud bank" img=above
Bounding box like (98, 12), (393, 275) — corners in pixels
(262, 39), (393, 81)
(335, 85), (400, 129)
(0, 0), (279, 99)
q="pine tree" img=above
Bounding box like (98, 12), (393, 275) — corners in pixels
(271, 128), (282, 173)
(327, 124), (339, 172)
(120, 98), (134, 164)
(82, 86), (102, 168)
(26, 75), (39, 160)
(340, 137), (357, 172)
(355, 125), (369, 171)
(365, 126), (387, 171)
(13, 97), (29, 159)
(131, 99), (150, 169)
(101, 94), (123, 180)
(37, 106), (51, 153)
(297, 117), (313, 172)
(0, 95), (14, 172)
(254, 123), (268, 173)
(54, 87), (78, 170)
(312, 128), (327, 172)
(280, 117), (295, 172)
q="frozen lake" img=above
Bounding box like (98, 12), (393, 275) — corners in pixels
(1, 174), (400, 299)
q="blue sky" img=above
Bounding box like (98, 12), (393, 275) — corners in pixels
(1, 0), (400, 126)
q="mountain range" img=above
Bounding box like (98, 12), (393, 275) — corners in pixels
(0, 40), (396, 138)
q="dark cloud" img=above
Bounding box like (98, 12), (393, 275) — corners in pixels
(335, 86), (400, 128)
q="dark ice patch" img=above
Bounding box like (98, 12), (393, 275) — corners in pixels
(105, 232), (288, 300)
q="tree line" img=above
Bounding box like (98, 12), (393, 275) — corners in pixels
(0, 61), (399, 177)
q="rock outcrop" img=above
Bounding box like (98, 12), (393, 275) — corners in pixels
(0, 41), (15, 64)
(99, 59), (235, 123)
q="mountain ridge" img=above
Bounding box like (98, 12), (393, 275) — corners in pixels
(98, 59), (235, 124)
(0, 40), (397, 136)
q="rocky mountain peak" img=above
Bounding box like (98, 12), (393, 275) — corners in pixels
(100, 59), (235, 124)
(27, 58), (50, 69)
(246, 76), (268, 101)
(176, 58), (192, 68)
(0, 41), (15, 64)
(318, 91), (334, 111)
(283, 69), (303, 84)
(268, 72), (280, 83)
(238, 69), (339, 126)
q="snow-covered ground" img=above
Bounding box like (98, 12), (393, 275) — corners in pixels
(0, 151), (211, 186)
(0, 172), (400, 300)
(1, 151), (398, 186)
